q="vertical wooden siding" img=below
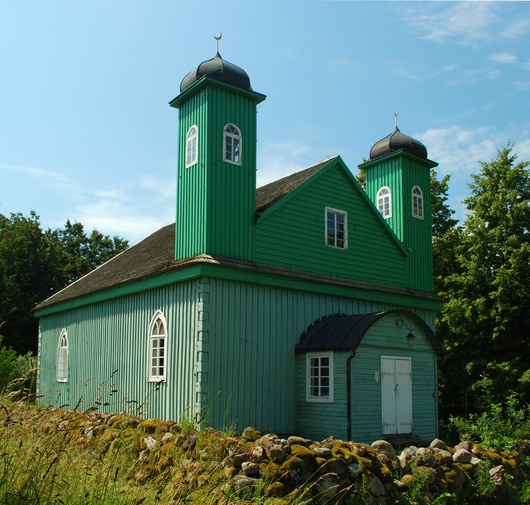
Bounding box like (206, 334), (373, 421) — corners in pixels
(350, 315), (438, 443)
(364, 155), (433, 291)
(296, 311), (437, 443)
(38, 275), (437, 440)
(38, 280), (202, 421)
(175, 84), (257, 261)
(206, 86), (257, 260)
(255, 163), (406, 287)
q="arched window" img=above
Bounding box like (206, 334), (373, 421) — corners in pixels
(377, 187), (392, 218)
(412, 185), (424, 219)
(56, 329), (68, 383)
(148, 311), (167, 382)
(223, 124), (241, 165)
(185, 126), (198, 167)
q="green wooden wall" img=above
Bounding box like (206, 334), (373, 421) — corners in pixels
(174, 80), (260, 261)
(38, 280), (201, 421)
(296, 312), (438, 443)
(38, 272), (437, 440)
(362, 152), (436, 291)
(255, 161), (407, 287)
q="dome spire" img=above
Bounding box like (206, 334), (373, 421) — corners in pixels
(369, 118), (428, 161)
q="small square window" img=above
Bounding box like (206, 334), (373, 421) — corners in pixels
(306, 352), (334, 403)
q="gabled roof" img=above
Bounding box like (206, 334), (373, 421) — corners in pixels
(34, 157), (436, 313)
(255, 157), (335, 214)
(35, 223), (176, 310)
(35, 160), (335, 311)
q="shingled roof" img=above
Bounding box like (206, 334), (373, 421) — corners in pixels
(255, 157), (335, 214)
(35, 159), (336, 311)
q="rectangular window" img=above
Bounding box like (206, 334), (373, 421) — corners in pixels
(150, 336), (166, 380)
(325, 208), (347, 249)
(306, 352), (334, 403)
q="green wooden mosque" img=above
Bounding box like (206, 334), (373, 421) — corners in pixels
(35, 48), (442, 443)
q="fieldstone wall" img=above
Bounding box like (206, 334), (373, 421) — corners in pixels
(226, 427), (528, 504)
(33, 407), (530, 504)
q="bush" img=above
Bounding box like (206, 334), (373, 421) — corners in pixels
(0, 334), (37, 398)
(448, 388), (530, 450)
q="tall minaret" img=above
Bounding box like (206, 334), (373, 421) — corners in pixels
(169, 44), (266, 261)
(360, 124), (438, 291)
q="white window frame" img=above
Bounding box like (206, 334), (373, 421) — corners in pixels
(412, 185), (424, 220)
(147, 310), (168, 382)
(185, 125), (198, 168)
(223, 123), (242, 165)
(377, 186), (392, 218)
(325, 207), (348, 249)
(56, 329), (68, 383)
(306, 352), (334, 403)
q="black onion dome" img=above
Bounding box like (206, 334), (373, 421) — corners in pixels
(180, 52), (252, 93)
(369, 126), (428, 161)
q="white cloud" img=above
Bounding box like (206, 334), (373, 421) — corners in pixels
(70, 172), (176, 244)
(402, 2), (500, 46)
(0, 162), (77, 194)
(417, 125), (499, 175)
(501, 17), (530, 40)
(489, 52), (517, 64)
(514, 81), (530, 91)
(257, 139), (332, 187)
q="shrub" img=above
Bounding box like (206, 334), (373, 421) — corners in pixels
(0, 334), (37, 398)
(449, 388), (530, 450)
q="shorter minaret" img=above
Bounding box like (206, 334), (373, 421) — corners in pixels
(360, 123), (438, 292)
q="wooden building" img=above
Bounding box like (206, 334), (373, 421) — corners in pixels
(35, 51), (442, 443)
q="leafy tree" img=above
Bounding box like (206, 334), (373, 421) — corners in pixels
(438, 145), (530, 416)
(0, 212), (61, 354)
(0, 213), (128, 354)
(54, 220), (128, 285)
(431, 170), (458, 238)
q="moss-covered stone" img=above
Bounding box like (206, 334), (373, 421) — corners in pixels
(241, 426), (262, 442)
(264, 481), (285, 497)
(290, 443), (314, 459)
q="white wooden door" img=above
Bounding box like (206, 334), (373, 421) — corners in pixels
(381, 356), (413, 435)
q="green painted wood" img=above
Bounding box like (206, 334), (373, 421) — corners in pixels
(35, 261), (443, 319)
(173, 79), (262, 261)
(361, 151), (437, 292)
(295, 312), (438, 443)
(255, 161), (407, 287)
(38, 280), (202, 421)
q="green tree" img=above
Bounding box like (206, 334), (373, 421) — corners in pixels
(0, 212), (61, 354)
(0, 213), (128, 354)
(438, 144), (530, 416)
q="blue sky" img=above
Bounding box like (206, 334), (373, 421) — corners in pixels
(1, 1), (530, 244)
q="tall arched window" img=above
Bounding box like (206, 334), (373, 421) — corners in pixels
(223, 124), (241, 165)
(148, 311), (167, 382)
(377, 187), (392, 218)
(185, 126), (198, 167)
(56, 329), (68, 383)
(412, 185), (424, 219)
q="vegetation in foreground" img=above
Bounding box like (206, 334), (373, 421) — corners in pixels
(2, 370), (530, 505)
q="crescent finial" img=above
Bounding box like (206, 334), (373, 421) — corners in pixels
(214, 33), (222, 53)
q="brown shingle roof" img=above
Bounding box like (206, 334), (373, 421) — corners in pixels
(35, 160), (336, 311)
(255, 157), (335, 214)
(35, 223), (176, 310)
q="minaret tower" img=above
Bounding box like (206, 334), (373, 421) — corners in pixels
(360, 122), (438, 291)
(169, 42), (266, 261)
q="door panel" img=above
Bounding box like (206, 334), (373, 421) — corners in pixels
(381, 356), (412, 435)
